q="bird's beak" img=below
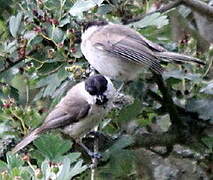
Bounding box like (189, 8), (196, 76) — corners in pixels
(96, 95), (108, 105)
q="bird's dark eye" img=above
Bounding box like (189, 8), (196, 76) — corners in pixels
(86, 86), (98, 95)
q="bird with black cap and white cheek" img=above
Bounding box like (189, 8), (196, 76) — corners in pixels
(12, 74), (116, 158)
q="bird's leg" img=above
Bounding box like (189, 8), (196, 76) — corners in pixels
(87, 131), (104, 138)
(77, 141), (102, 159)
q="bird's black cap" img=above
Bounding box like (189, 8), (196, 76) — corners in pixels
(85, 74), (108, 96)
(83, 20), (108, 31)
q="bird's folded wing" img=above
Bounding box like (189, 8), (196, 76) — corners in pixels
(94, 37), (165, 74)
(41, 99), (91, 131)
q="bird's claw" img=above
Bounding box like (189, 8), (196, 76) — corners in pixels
(88, 131), (103, 138)
(89, 152), (102, 159)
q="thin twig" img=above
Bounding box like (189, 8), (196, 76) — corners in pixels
(182, 0), (213, 17)
(152, 74), (184, 129)
(91, 130), (99, 180)
(10, 109), (28, 135)
(203, 46), (213, 77)
(123, 0), (182, 24)
(0, 49), (37, 74)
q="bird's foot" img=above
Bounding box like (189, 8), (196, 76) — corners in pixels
(88, 151), (102, 159)
(88, 131), (103, 138)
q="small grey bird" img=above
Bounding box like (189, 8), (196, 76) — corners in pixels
(12, 75), (116, 155)
(81, 21), (205, 81)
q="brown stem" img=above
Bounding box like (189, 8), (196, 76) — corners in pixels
(152, 74), (184, 129)
(0, 49), (37, 74)
(123, 0), (182, 24)
(182, 0), (213, 17)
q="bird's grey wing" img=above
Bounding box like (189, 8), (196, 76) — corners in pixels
(40, 97), (91, 131)
(12, 95), (90, 153)
(100, 25), (205, 65)
(97, 24), (166, 52)
(93, 25), (165, 74)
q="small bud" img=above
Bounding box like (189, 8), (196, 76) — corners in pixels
(18, 48), (26, 58)
(2, 85), (10, 95)
(14, 106), (23, 116)
(51, 166), (59, 174)
(70, 47), (77, 53)
(35, 168), (43, 179)
(1, 170), (9, 178)
(58, 43), (64, 48)
(22, 154), (30, 161)
(33, 26), (42, 33)
(14, 176), (22, 180)
(68, 29), (75, 33)
(48, 49), (55, 58)
(32, 10), (38, 17)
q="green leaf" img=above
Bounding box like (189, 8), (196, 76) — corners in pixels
(51, 27), (65, 43)
(200, 81), (213, 95)
(163, 70), (202, 82)
(186, 98), (213, 123)
(117, 100), (141, 122)
(36, 73), (64, 98)
(57, 157), (71, 180)
(202, 137), (213, 152)
(103, 135), (134, 160)
(69, 160), (87, 179)
(0, 160), (7, 171)
(130, 12), (169, 29)
(33, 134), (72, 160)
(9, 12), (23, 38)
(99, 149), (135, 179)
(41, 159), (50, 179)
(69, 0), (104, 17)
(6, 153), (24, 169)
(65, 152), (81, 164)
(97, 4), (112, 15)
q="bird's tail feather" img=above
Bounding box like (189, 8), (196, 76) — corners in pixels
(156, 51), (205, 65)
(12, 128), (41, 153)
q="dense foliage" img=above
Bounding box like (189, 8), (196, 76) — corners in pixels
(0, 0), (212, 179)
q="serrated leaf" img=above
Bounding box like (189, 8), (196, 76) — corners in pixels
(65, 152), (81, 164)
(163, 70), (202, 82)
(9, 12), (23, 38)
(69, 0), (104, 17)
(59, 18), (70, 27)
(202, 137), (213, 151)
(200, 81), (213, 95)
(51, 27), (65, 43)
(103, 135), (134, 160)
(130, 12), (169, 29)
(178, 5), (192, 18)
(41, 159), (50, 179)
(97, 4), (112, 15)
(93, 0), (104, 6)
(100, 148), (135, 179)
(57, 157), (71, 180)
(6, 153), (24, 169)
(117, 100), (141, 122)
(33, 134), (72, 160)
(69, 160), (87, 179)
(36, 73), (63, 98)
(186, 98), (213, 123)
(0, 160), (7, 171)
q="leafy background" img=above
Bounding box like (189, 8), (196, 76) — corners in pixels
(0, 0), (212, 179)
